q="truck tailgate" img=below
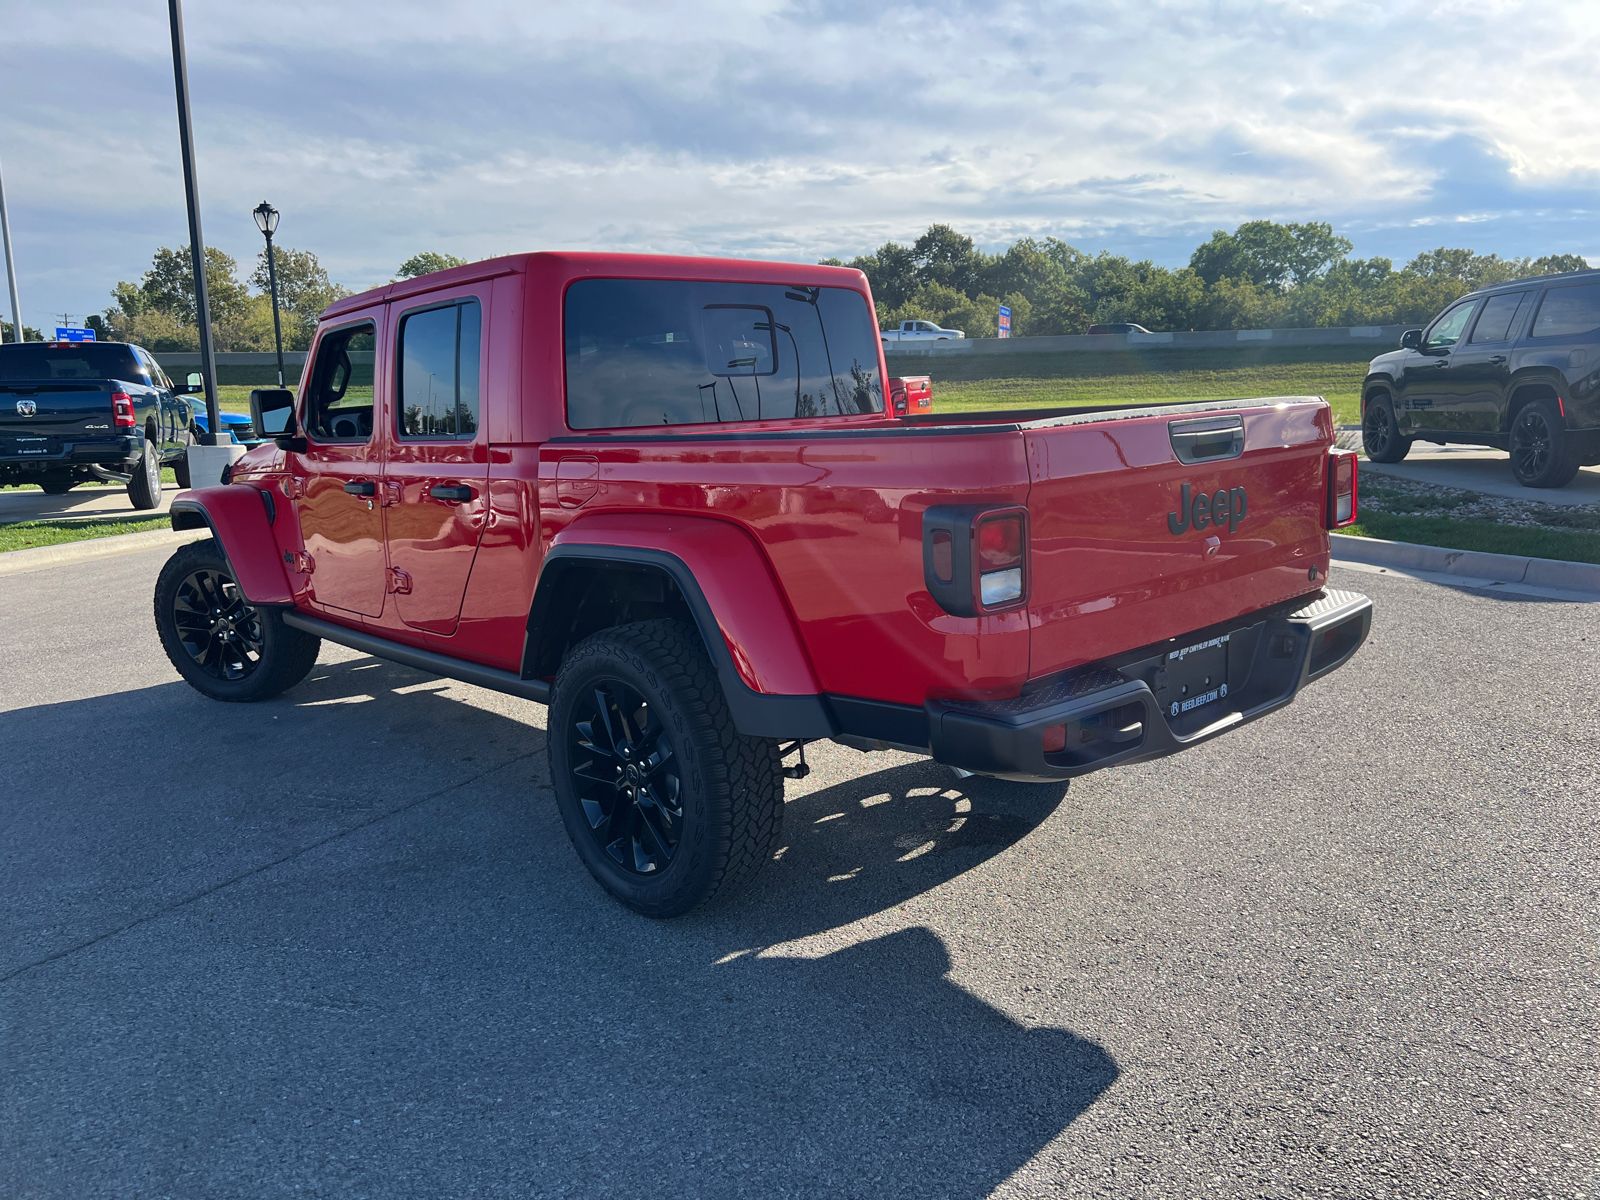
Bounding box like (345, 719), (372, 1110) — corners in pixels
(1025, 398), (1332, 678)
(0, 383), (117, 442)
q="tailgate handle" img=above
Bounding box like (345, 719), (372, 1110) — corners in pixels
(1170, 415), (1244, 464)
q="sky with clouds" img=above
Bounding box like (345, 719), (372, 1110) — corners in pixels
(1, 0), (1597, 331)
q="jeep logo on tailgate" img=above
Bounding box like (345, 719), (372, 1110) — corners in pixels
(1167, 482), (1247, 535)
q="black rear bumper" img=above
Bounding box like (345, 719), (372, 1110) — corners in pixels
(923, 589), (1372, 782)
(0, 436), (144, 476)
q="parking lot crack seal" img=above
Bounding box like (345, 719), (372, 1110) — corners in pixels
(0, 752), (538, 985)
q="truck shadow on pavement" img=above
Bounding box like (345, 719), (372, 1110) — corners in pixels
(4, 653), (1118, 1199)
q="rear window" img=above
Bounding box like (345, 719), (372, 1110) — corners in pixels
(1530, 283), (1600, 338)
(564, 279), (883, 430)
(0, 344), (141, 383)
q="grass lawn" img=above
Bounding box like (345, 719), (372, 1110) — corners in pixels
(0, 516), (171, 553)
(1341, 512), (1600, 565)
(889, 344), (1373, 427)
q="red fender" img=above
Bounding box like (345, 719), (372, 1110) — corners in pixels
(548, 512), (819, 696)
(170, 485), (294, 606)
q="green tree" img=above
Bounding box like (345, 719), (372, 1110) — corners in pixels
(114, 245), (250, 326)
(2, 319), (43, 341)
(1190, 221), (1352, 288)
(252, 247), (350, 349)
(397, 251), (466, 279)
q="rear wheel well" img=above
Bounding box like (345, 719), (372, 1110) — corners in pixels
(523, 562), (700, 681)
(1506, 382), (1561, 431)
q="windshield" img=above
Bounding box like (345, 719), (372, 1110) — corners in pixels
(0, 343), (144, 384)
(564, 279), (883, 429)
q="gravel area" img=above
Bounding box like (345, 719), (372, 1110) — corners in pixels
(1357, 472), (1600, 532)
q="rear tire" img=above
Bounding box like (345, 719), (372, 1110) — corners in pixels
(1362, 395), (1411, 463)
(39, 479), (76, 495)
(549, 619), (783, 918)
(128, 437), (162, 510)
(1510, 398), (1581, 488)
(154, 538), (321, 702)
(173, 452), (192, 490)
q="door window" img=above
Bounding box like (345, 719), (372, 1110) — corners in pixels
(1422, 302), (1477, 352)
(1468, 292), (1532, 344)
(397, 300), (482, 438)
(305, 323), (377, 442)
(1530, 283), (1600, 338)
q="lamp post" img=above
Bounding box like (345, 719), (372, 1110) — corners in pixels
(166, 0), (221, 444)
(0, 151), (23, 344)
(252, 201), (285, 387)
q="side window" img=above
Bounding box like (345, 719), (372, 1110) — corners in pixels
(564, 279), (884, 429)
(305, 323), (377, 442)
(1469, 292), (1532, 344)
(397, 300), (481, 438)
(1530, 283), (1600, 339)
(1423, 302), (1477, 352)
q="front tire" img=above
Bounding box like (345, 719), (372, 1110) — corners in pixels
(548, 620), (783, 918)
(1362, 395), (1411, 463)
(1510, 398), (1581, 488)
(39, 479), (76, 495)
(154, 538), (321, 701)
(128, 437), (162, 510)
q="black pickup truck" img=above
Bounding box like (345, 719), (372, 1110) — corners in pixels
(0, 341), (202, 507)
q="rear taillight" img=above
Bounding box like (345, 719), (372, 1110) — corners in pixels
(977, 513), (1024, 606)
(112, 392), (136, 428)
(922, 504), (1028, 616)
(1328, 449), (1357, 528)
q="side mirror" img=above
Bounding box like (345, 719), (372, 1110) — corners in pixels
(1400, 328), (1422, 350)
(249, 387), (296, 437)
(173, 371), (205, 395)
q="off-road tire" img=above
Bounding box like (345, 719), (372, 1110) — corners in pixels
(39, 479), (76, 495)
(173, 451), (192, 490)
(1362, 395), (1411, 463)
(128, 437), (162, 510)
(549, 619), (783, 918)
(154, 538), (321, 702)
(1509, 397), (1581, 488)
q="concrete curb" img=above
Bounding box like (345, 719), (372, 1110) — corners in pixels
(0, 527), (204, 578)
(1330, 532), (1600, 595)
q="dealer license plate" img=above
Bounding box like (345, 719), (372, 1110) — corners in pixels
(1164, 633), (1230, 718)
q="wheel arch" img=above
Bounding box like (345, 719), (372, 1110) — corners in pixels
(1360, 376), (1395, 416)
(169, 486), (295, 606)
(1504, 377), (1564, 432)
(525, 515), (833, 739)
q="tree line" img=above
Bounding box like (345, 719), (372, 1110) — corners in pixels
(83, 249), (469, 352)
(824, 222), (1590, 338)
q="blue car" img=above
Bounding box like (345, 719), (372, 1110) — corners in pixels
(188, 405), (258, 445)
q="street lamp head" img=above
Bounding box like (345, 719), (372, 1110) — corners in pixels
(252, 201), (279, 236)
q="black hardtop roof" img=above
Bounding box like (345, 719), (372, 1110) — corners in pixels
(1462, 266), (1600, 302)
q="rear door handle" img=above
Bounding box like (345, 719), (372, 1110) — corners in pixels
(1431, 359), (1450, 368)
(1488, 354), (1507, 364)
(343, 480), (376, 496)
(429, 485), (474, 502)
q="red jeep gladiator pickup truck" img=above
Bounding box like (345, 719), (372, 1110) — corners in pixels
(153, 252), (1370, 916)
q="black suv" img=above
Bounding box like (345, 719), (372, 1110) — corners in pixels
(1361, 269), (1600, 487)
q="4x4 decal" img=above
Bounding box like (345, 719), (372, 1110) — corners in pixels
(1167, 482), (1247, 535)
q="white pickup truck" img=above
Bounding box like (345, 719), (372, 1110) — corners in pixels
(880, 319), (965, 345)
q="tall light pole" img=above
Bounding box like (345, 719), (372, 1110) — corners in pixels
(167, 0), (221, 443)
(252, 201), (285, 387)
(0, 151), (23, 344)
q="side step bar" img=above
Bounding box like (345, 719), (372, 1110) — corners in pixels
(280, 611), (551, 704)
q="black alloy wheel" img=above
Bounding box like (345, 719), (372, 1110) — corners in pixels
(1509, 398), (1580, 488)
(170, 563), (266, 682)
(1511, 406), (1554, 480)
(567, 678), (685, 876)
(1361, 396), (1410, 464)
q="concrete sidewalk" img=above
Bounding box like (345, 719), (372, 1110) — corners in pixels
(1362, 443), (1600, 505)
(0, 481), (181, 524)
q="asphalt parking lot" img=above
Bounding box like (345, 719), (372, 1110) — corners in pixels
(2, 549), (1596, 1198)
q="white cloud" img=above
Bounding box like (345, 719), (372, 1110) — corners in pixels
(1, 0), (1597, 326)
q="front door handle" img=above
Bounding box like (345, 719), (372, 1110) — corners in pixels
(343, 480), (376, 496)
(1488, 354), (1507, 364)
(429, 484), (474, 502)
(1431, 359), (1450, 368)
